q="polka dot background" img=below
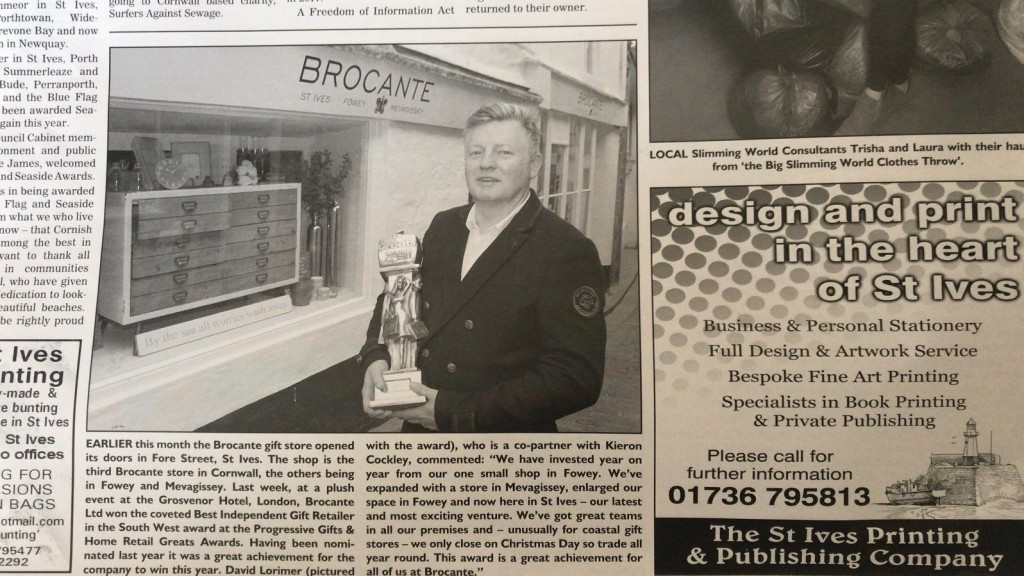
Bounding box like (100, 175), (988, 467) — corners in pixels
(651, 183), (1024, 393)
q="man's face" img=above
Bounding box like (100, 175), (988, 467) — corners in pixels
(464, 119), (541, 206)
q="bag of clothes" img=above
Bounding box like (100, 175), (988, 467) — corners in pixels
(728, 66), (836, 138)
(729, 0), (808, 39)
(754, 16), (849, 70)
(828, 22), (868, 98)
(915, 0), (997, 73)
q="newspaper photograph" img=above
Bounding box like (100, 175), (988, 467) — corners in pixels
(0, 0), (1023, 574)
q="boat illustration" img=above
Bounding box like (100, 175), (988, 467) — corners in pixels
(885, 476), (945, 505)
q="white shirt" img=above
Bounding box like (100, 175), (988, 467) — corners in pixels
(461, 193), (530, 280)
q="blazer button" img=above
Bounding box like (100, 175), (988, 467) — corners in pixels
(464, 319), (474, 330)
(421, 349), (430, 358)
(424, 301), (430, 310)
(356, 355), (363, 365)
(446, 363), (457, 373)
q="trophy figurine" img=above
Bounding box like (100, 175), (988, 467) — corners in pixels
(369, 231), (430, 409)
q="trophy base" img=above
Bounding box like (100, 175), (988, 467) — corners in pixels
(369, 370), (427, 410)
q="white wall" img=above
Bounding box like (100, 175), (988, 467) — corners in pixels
(409, 42), (628, 103)
(589, 126), (622, 264)
(527, 42), (627, 100)
(365, 121), (466, 245)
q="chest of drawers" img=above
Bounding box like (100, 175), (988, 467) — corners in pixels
(98, 184), (301, 325)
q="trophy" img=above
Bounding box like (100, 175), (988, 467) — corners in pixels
(369, 231), (430, 409)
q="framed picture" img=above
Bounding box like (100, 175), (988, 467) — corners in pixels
(171, 141), (212, 185)
(130, 136), (164, 190)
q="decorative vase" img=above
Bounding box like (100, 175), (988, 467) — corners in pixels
(324, 201), (341, 290)
(307, 211), (323, 277)
(290, 279), (314, 306)
(291, 251), (314, 306)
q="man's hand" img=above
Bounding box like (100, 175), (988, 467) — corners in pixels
(390, 382), (439, 431)
(361, 359), (391, 419)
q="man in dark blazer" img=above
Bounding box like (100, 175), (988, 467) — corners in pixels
(359, 102), (606, 432)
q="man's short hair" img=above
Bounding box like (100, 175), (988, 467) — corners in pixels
(465, 102), (543, 157)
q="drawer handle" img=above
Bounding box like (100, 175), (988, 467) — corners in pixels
(258, 194), (270, 204)
(257, 226), (271, 237)
(257, 210), (270, 220)
(172, 290), (188, 303)
(256, 273), (269, 284)
(181, 219), (197, 231)
(256, 241), (270, 253)
(174, 255), (190, 268)
(172, 272), (189, 284)
(174, 236), (192, 248)
(256, 257), (269, 268)
(181, 200), (198, 213)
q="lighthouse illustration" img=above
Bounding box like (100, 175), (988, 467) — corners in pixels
(962, 417), (979, 466)
(886, 418), (1024, 506)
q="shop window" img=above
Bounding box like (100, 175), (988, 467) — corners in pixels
(93, 100), (368, 378)
(540, 117), (595, 233)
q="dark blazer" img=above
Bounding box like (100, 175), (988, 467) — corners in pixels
(360, 192), (606, 432)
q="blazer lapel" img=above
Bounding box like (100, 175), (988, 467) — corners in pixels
(437, 207), (470, 296)
(424, 193), (543, 342)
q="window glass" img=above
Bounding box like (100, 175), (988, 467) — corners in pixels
(539, 115), (595, 233)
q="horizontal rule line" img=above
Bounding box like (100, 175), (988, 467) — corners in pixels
(110, 23), (637, 34)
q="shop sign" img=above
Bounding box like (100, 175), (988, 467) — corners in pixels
(111, 46), (534, 130)
(549, 76), (627, 127)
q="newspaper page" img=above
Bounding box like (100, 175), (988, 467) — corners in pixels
(0, 0), (1021, 574)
